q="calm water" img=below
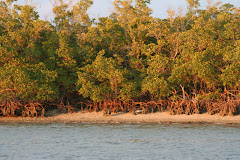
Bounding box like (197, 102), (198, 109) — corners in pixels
(0, 123), (240, 160)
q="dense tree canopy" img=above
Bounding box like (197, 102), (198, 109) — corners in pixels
(0, 0), (240, 116)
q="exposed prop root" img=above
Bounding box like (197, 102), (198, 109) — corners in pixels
(57, 101), (75, 114)
(0, 98), (239, 117)
(22, 102), (45, 117)
(0, 100), (21, 116)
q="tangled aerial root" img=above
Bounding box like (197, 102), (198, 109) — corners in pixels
(22, 102), (45, 117)
(0, 100), (45, 117)
(0, 100), (21, 116)
(0, 98), (239, 117)
(167, 99), (240, 116)
(167, 99), (203, 115)
(57, 101), (75, 114)
(205, 100), (239, 116)
(79, 99), (167, 115)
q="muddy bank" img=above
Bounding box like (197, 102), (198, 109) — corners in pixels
(0, 111), (240, 124)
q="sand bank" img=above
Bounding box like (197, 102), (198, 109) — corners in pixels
(1, 111), (240, 124)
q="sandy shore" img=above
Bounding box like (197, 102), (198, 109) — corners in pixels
(1, 111), (240, 124)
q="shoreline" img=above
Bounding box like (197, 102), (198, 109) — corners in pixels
(1, 111), (240, 124)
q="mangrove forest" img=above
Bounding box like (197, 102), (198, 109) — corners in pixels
(0, 0), (240, 117)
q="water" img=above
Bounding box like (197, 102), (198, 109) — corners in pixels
(0, 123), (240, 160)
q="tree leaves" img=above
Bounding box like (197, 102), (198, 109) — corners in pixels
(0, 0), (240, 104)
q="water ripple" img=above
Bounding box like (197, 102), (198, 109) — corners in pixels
(0, 123), (240, 160)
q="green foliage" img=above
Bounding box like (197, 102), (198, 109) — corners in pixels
(186, 0), (200, 8)
(142, 55), (170, 98)
(191, 50), (220, 87)
(0, 0), (240, 107)
(0, 63), (58, 101)
(77, 51), (124, 101)
(221, 40), (240, 88)
(0, 1), (59, 102)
